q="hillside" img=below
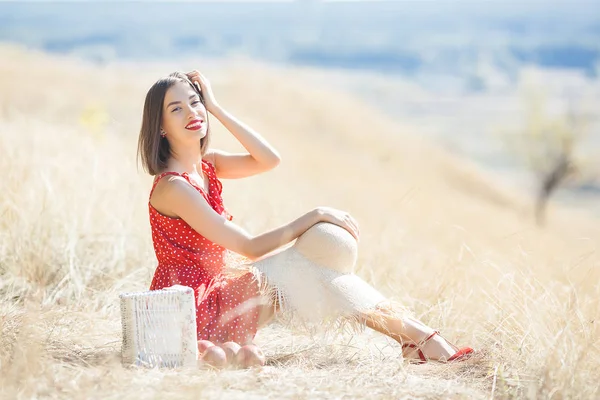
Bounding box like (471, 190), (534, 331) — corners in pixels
(1, 44), (598, 399)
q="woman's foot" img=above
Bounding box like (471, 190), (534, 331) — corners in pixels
(363, 310), (474, 363)
(402, 331), (473, 363)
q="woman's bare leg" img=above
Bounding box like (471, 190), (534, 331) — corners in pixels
(363, 309), (457, 360)
(256, 288), (282, 328)
(251, 242), (463, 361)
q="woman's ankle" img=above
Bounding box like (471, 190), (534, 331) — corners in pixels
(422, 335), (455, 360)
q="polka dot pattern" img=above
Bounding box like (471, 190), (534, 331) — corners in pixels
(148, 160), (260, 344)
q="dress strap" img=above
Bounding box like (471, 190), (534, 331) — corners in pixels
(180, 172), (211, 203)
(202, 160), (223, 195)
(149, 171), (183, 199)
(150, 163), (214, 203)
(201, 160), (231, 220)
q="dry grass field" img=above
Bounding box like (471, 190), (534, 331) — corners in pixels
(0, 44), (598, 399)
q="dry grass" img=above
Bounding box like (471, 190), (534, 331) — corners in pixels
(0, 44), (599, 399)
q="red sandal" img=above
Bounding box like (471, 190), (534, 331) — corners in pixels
(402, 330), (474, 363)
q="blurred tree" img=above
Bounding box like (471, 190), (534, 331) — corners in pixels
(503, 79), (594, 226)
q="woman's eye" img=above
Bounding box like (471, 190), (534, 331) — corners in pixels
(171, 107), (181, 112)
(192, 100), (201, 106)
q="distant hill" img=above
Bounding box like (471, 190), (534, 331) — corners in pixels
(1, 1), (599, 92)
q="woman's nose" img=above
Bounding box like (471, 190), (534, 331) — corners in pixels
(186, 105), (198, 117)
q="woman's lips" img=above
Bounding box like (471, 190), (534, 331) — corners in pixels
(185, 119), (204, 130)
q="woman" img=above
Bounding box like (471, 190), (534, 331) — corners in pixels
(137, 70), (473, 368)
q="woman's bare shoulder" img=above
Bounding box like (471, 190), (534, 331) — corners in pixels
(150, 173), (192, 213)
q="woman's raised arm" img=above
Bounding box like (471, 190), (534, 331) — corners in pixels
(187, 70), (281, 179)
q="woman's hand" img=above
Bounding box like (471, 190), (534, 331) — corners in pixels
(186, 70), (219, 113)
(313, 207), (360, 241)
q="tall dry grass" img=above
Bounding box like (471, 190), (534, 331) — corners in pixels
(0, 44), (599, 399)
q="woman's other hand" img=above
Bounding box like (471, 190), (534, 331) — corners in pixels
(313, 206), (360, 241)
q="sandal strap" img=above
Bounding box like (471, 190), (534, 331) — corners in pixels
(402, 330), (440, 363)
(402, 330), (473, 363)
(415, 330), (439, 348)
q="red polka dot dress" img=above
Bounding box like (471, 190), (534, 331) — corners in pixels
(148, 160), (261, 345)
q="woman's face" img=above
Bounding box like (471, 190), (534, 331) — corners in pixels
(161, 81), (208, 144)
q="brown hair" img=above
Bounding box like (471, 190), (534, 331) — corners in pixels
(137, 72), (211, 175)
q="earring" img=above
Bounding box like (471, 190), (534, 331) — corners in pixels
(160, 129), (166, 137)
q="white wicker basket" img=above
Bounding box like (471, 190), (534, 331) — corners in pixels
(119, 285), (198, 368)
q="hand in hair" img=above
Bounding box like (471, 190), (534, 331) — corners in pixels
(186, 70), (219, 113)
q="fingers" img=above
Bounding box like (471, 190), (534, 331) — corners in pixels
(342, 213), (360, 241)
(348, 215), (360, 236)
(316, 207), (361, 242)
(345, 221), (360, 242)
(187, 69), (205, 85)
(187, 69), (200, 79)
